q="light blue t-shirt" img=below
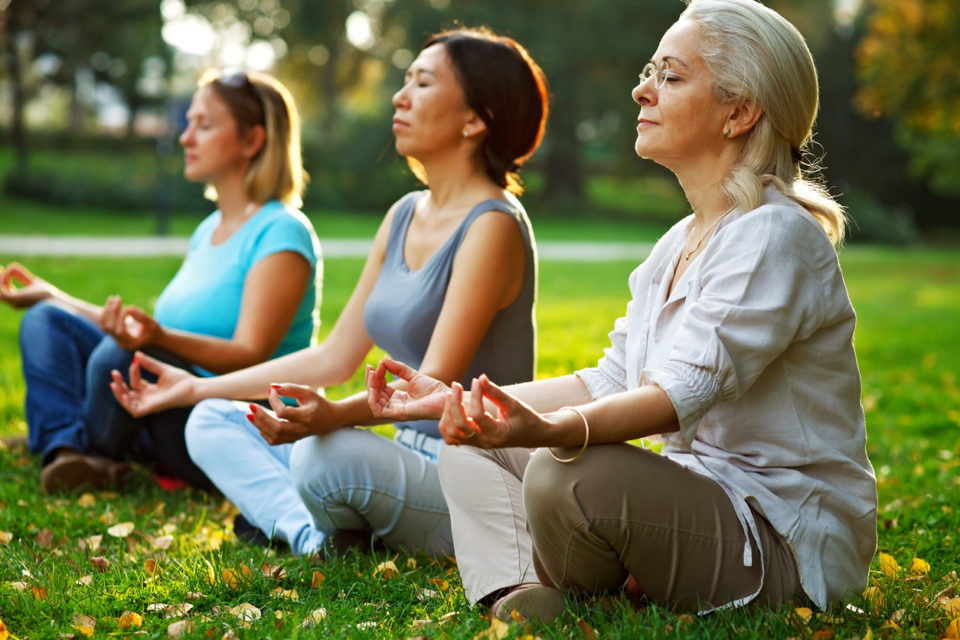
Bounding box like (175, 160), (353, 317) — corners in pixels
(153, 200), (321, 369)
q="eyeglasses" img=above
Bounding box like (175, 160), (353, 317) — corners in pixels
(638, 60), (672, 90)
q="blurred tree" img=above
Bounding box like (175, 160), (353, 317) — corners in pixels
(1, 0), (30, 172)
(855, 0), (960, 198)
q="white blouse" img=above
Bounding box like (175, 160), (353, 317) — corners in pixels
(576, 187), (877, 610)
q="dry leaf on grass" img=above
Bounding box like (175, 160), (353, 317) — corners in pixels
(75, 575), (93, 586)
(32, 585), (48, 600)
(373, 560), (399, 579)
(89, 556), (111, 572)
(942, 598), (960, 616)
(77, 493), (96, 508)
(910, 557), (931, 575)
(119, 611), (143, 629)
(107, 522), (135, 538)
(429, 577), (449, 591)
(228, 603), (261, 622)
(300, 608), (327, 628)
(270, 587), (299, 600)
(472, 617), (510, 640)
(35, 529), (55, 548)
(166, 620), (194, 638)
(0, 618), (9, 640)
(878, 552), (900, 578)
(310, 570), (325, 588)
(152, 535), (174, 550)
(0, 531), (12, 545)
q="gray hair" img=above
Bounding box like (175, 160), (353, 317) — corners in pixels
(681, 0), (846, 244)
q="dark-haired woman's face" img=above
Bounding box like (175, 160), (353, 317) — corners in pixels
(391, 44), (476, 161)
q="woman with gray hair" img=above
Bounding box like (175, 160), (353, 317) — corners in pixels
(367, 0), (876, 622)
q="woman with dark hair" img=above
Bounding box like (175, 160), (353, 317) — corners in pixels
(0, 70), (320, 492)
(109, 28), (550, 557)
(368, 0), (876, 623)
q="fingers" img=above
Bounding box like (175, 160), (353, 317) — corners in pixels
(3, 262), (32, 286)
(109, 369), (140, 417)
(128, 352), (144, 391)
(474, 374), (515, 415)
(444, 382), (479, 442)
(268, 382), (315, 401)
(132, 351), (167, 377)
(381, 357), (418, 382)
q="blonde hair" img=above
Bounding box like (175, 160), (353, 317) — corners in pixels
(681, 0), (846, 244)
(198, 69), (307, 208)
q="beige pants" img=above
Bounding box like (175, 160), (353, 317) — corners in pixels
(438, 443), (801, 610)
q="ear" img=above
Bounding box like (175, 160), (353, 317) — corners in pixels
(724, 99), (763, 139)
(243, 124), (267, 159)
(461, 111), (488, 139)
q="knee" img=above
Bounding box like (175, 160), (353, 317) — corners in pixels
(184, 399), (237, 462)
(437, 444), (473, 499)
(523, 448), (577, 528)
(289, 433), (350, 497)
(87, 337), (133, 379)
(19, 301), (67, 345)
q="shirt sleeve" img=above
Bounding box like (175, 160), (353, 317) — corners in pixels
(247, 208), (319, 269)
(643, 208), (829, 445)
(575, 302), (632, 399)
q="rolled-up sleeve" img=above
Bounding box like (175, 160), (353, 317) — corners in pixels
(644, 211), (825, 445)
(576, 303), (632, 399)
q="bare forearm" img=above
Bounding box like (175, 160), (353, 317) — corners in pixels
(49, 290), (102, 324)
(149, 327), (276, 375)
(535, 384), (680, 448)
(501, 374), (595, 414)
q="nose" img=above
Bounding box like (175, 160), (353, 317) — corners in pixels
(392, 82), (410, 108)
(179, 125), (192, 147)
(632, 78), (654, 106)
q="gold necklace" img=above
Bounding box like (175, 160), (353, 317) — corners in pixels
(682, 212), (729, 262)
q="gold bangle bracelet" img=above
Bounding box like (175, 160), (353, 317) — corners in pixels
(548, 406), (590, 463)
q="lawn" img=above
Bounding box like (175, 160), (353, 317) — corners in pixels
(1, 247), (959, 639)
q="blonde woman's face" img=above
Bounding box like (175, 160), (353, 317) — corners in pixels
(179, 85), (250, 184)
(631, 19), (729, 173)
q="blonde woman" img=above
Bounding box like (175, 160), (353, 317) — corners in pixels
(0, 70), (320, 492)
(368, 0), (877, 622)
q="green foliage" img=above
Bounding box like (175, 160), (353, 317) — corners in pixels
(1, 247), (959, 638)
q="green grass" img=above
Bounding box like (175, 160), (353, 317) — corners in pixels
(2, 248), (960, 639)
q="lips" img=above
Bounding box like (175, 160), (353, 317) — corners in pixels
(392, 116), (409, 131)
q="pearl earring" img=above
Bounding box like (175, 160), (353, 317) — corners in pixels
(723, 129), (731, 138)
(462, 130), (469, 138)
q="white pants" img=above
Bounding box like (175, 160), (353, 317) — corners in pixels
(185, 398), (453, 556)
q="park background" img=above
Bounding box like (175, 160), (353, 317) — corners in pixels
(1, 1), (959, 639)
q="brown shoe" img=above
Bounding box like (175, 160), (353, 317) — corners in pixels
(491, 583), (566, 624)
(40, 450), (131, 492)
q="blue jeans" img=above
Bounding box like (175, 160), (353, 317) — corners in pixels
(185, 398), (453, 556)
(19, 301), (213, 490)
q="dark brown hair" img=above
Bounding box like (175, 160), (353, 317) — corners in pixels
(421, 28), (549, 195)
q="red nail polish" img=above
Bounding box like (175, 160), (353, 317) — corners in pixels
(246, 413), (256, 423)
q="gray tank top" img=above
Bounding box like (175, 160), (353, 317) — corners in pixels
(363, 190), (537, 437)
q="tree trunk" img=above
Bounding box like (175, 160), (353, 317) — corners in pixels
(4, 0), (29, 174)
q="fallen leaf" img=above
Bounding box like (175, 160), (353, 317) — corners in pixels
(416, 587), (439, 601)
(577, 618), (598, 639)
(300, 608), (327, 628)
(77, 493), (96, 508)
(107, 522), (135, 538)
(429, 577), (450, 591)
(810, 630), (833, 640)
(943, 598), (960, 616)
(8, 581), (27, 591)
(310, 570), (325, 588)
(166, 620), (193, 638)
(32, 585), (48, 600)
(147, 603), (193, 618)
(472, 617), (510, 640)
(222, 568), (250, 589)
(944, 618), (960, 640)
(221, 630), (239, 640)
(228, 603), (261, 622)
(910, 557), (930, 575)
(119, 611), (143, 629)
(144, 559), (158, 576)
(0, 618), (8, 640)
(261, 562), (287, 579)
(73, 615), (96, 629)
(73, 625), (94, 637)
(271, 587), (299, 600)
(406, 558), (418, 570)
(878, 552), (900, 578)
(0, 531), (12, 545)
(794, 607), (813, 623)
(437, 611), (458, 625)
(81, 535), (102, 552)
(373, 560), (398, 579)
(76, 575), (93, 586)
(90, 556), (111, 572)
(152, 535), (174, 550)
(35, 529), (55, 548)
